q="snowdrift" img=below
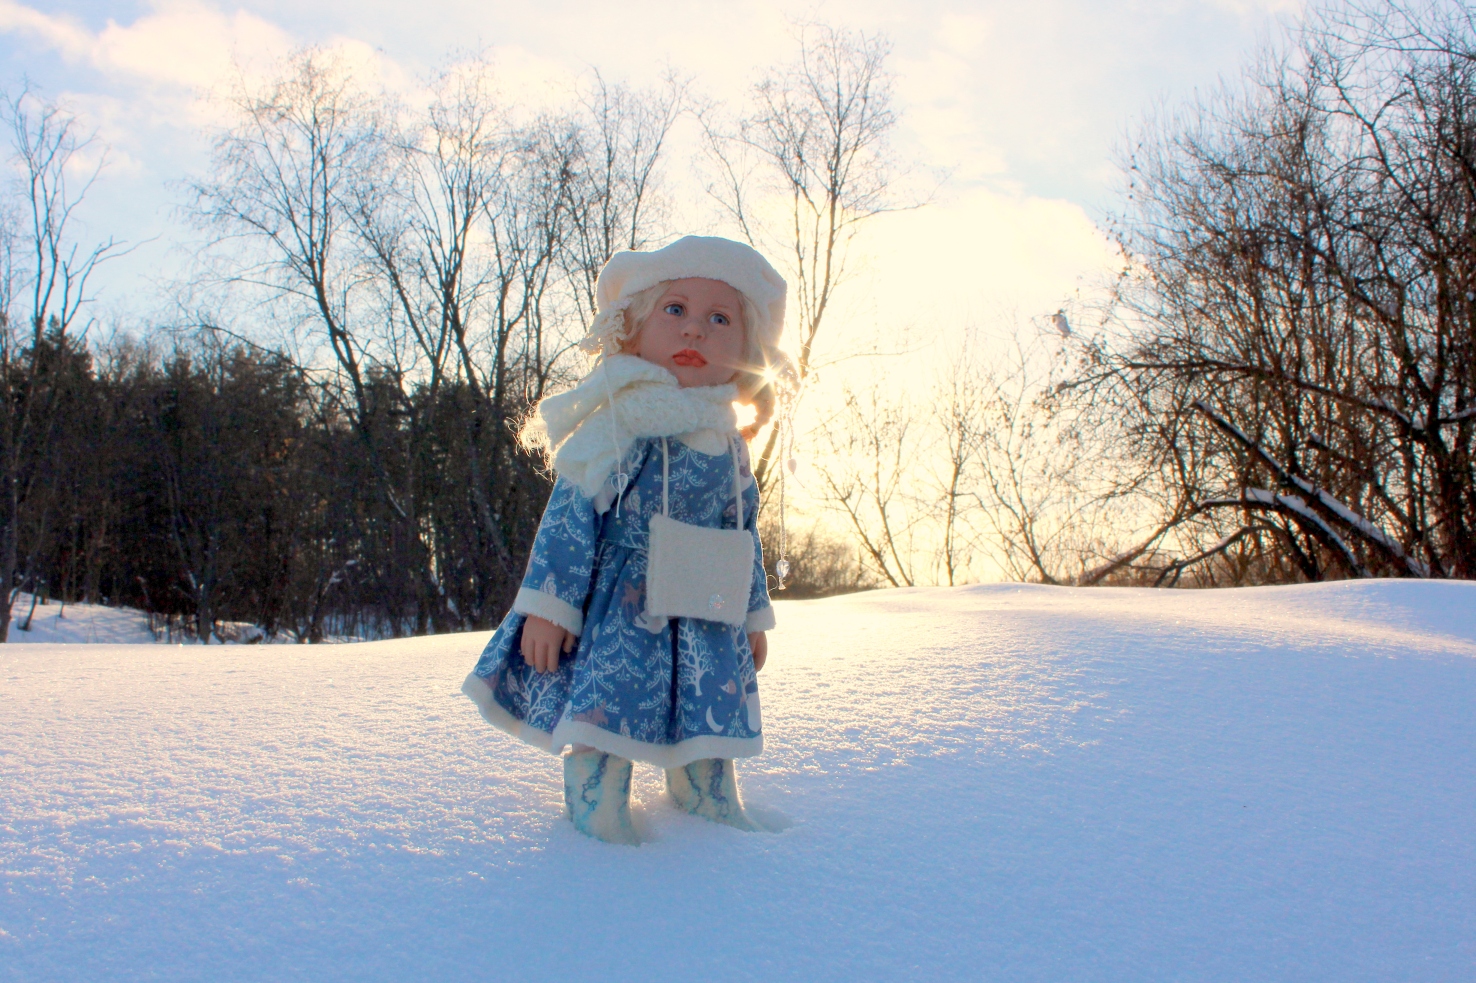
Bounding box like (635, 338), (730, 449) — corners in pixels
(1, 594), (321, 646)
(1, 594), (158, 645)
(2, 580), (1473, 981)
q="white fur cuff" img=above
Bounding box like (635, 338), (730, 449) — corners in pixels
(745, 606), (776, 633)
(512, 588), (584, 635)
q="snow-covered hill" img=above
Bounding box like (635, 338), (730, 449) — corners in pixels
(1, 593), (158, 645)
(0, 595), (355, 646)
(2, 581), (1473, 981)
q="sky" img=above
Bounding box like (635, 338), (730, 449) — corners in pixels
(0, 0), (1302, 345)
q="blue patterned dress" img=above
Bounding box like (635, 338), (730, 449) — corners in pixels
(461, 436), (774, 768)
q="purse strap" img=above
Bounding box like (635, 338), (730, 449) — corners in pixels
(659, 436), (744, 528)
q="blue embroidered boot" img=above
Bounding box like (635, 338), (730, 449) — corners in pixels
(665, 758), (760, 832)
(563, 749), (639, 846)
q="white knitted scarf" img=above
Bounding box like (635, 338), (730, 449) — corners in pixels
(524, 354), (739, 499)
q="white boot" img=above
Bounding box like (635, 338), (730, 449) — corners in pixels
(564, 749), (639, 845)
(665, 758), (760, 832)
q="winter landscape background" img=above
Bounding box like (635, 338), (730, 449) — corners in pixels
(4, 579), (1474, 980)
(3, 2), (1476, 979)
(2, 1), (1473, 648)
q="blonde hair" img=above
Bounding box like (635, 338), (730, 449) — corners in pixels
(614, 280), (793, 441)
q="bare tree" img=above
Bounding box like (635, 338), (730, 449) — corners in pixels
(0, 90), (120, 641)
(704, 24), (903, 488)
(756, 508), (877, 598)
(930, 350), (987, 586)
(563, 72), (685, 327)
(412, 65), (587, 623)
(966, 336), (1087, 584)
(811, 382), (918, 587)
(191, 50), (684, 633)
(192, 49), (458, 631)
(1086, 0), (1476, 584)
(353, 58), (568, 623)
(800, 322), (1158, 590)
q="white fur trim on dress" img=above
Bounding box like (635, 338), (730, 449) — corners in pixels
(512, 588), (584, 636)
(744, 606), (776, 633)
(462, 673), (763, 768)
(526, 354), (740, 498)
(551, 720), (762, 768)
(462, 672), (558, 753)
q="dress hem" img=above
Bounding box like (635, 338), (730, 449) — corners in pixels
(462, 672), (763, 768)
(462, 672), (558, 753)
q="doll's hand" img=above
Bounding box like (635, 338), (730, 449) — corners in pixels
(522, 615), (576, 673)
(748, 631), (767, 672)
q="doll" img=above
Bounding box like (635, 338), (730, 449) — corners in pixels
(462, 236), (789, 845)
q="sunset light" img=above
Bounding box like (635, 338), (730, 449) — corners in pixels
(4, 1), (1474, 979)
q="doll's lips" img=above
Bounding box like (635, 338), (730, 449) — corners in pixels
(672, 349), (708, 367)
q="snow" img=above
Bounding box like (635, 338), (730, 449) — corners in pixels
(0, 595), (340, 645)
(2, 594), (157, 645)
(2, 580), (1474, 981)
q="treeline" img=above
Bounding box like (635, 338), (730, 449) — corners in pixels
(16, 5), (1470, 630)
(13, 331), (546, 640)
(1, 28), (895, 641)
(1084, 0), (1476, 584)
(0, 53), (610, 641)
(803, 1), (1476, 590)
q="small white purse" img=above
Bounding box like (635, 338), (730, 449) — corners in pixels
(644, 436), (755, 626)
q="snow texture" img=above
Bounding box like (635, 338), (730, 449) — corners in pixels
(1, 594), (157, 645)
(0, 595), (344, 646)
(2, 580), (1474, 981)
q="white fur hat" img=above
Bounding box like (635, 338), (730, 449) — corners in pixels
(580, 236), (787, 361)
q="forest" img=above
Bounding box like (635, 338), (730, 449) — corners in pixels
(1, 2), (1473, 643)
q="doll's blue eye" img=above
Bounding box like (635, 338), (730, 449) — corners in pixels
(664, 303), (684, 316)
(710, 313), (729, 326)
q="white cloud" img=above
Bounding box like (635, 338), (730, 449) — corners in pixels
(1208, 0), (1303, 15)
(0, 0), (92, 57)
(95, 1), (291, 89)
(894, 41), (1008, 183)
(933, 9), (992, 55)
(0, 0), (293, 90)
(0, 0), (1277, 338)
(827, 184), (1120, 360)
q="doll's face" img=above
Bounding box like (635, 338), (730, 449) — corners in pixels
(630, 278), (747, 388)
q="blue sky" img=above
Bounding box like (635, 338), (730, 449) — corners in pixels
(0, 0), (1300, 330)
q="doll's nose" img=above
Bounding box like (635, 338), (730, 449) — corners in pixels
(681, 317), (705, 338)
